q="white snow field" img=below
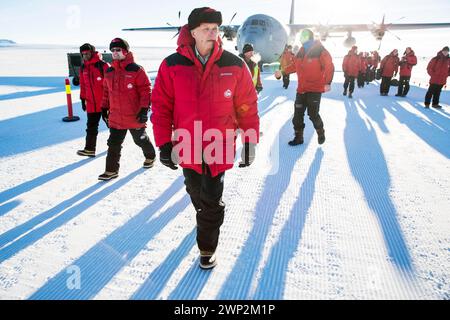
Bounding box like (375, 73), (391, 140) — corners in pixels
(0, 45), (449, 300)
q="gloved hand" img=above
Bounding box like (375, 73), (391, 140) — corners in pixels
(239, 142), (256, 168)
(256, 86), (263, 94)
(160, 142), (178, 170)
(101, 108), (109, 127)
(81, 99), (86, 112)
(136, 108), (149, 123)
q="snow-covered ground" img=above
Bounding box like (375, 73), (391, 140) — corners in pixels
(0, 45), (449, 300)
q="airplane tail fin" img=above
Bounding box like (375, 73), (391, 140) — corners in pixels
(289, 0), (295, 24)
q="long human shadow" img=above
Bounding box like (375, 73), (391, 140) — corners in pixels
(0, 151), (106, 205)
(0, 182), (104, 249)
(354, 87), (449, 159)
(131, 228), (197, 300)
(217, 117), (315, 299)
(0, 77), (66, 101)
(0, 104), (107, 158)
(0, 169), (144, 264)
(253, 148), (324, 299)
(167, 253), (213, 300)
(30, 176), (188, 300)
(0, 200), (21, 217)
(344, 99), (413, 272)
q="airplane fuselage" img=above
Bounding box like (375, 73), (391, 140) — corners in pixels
(236, 14), (289, 64)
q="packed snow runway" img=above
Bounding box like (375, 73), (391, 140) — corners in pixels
(0, 46), (449, 300)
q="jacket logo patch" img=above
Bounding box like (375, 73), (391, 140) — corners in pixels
(127, 83), (133, 89)
(221, 73), (233, 76)
(224, 89), (232, 99)
(97, 77), (102, 81)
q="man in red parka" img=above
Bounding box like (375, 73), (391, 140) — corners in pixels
(396, 47), (417, 97)
(151, 7), (259, 269)
(380, 49), (400, 96)
(77, 43), (109, 157)
(342, 45), (360, 98)
(357, 52), (367, 88)
(424, 46), (449, 109)
(99, 38), (156, 181)
(279, 44), (295, 89)
(283, 28), (334, 145)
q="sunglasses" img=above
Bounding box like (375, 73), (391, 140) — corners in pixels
(111, 48), (122, 52)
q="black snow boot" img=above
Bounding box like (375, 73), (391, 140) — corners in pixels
(98, 171), (119, 181)
(77, 149), (95, 157)
(432, 104), (442, 109)
(343, 89), (347, 96)
(348, 92), (353, 99)
(199, 251), (217, 269)
(317, 128), (325, 145)
(288, 130), (304, 146)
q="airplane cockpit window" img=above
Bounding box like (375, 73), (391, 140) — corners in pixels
(251, 20), (259, 26)
(259, 20), (266, 26)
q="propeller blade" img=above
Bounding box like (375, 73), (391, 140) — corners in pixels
(229, 12), (237, 24)
(387, 29), (401, 40)
(172, 31), (180, 40)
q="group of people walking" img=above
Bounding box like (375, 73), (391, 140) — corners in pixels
(341, 44), (449, 108)
(74, 6), (448, 270)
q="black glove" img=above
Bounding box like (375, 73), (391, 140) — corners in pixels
(101, 108), (109, 127)
(159, 142), (178, 170)
(136, 108), (149, 123)
(239, 143), (256, 168)
(256, 86), (263, 94)
(81, 99), (86, 112)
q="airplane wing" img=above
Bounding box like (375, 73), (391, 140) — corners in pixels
(122, 25), (242, 32)
(122, 26), (180, 32)
(288, 23), (450, 33)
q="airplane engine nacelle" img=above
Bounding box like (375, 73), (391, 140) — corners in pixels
(343, 36), (356, 47)
(320, 32), (329, 41)
(371, 29), (385, 41)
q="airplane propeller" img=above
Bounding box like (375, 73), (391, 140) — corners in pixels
(374, 14), (404, 50)
(166, 11), (182, 39)
(222, 12), (238, 40)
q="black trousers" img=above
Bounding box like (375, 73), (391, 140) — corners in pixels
(425, 83), (444, 106)
(183, 166), (225, 253)
(293, 92), (323, 132)
(380, 76), (392, 94)
(357, 72), (365, 88)
(344, 76), (355, 93)
(105, 128), (156, 172)
(397, 76), (411, 96)
(282, 74), (290, 88)
(85, 112), (102, 151)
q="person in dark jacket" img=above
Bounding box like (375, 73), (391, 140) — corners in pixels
(396, 47), (417, 97)
(99, 38), (156, 180)
(283, 28), (334, 145)
(379, 49), (400, 96)
(240, 43), (263, 93)
(424, 46), (449, 108)
(151, 8), (259, 269)
(342, 45), (360, 98)
(77, 43), (109, 157)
